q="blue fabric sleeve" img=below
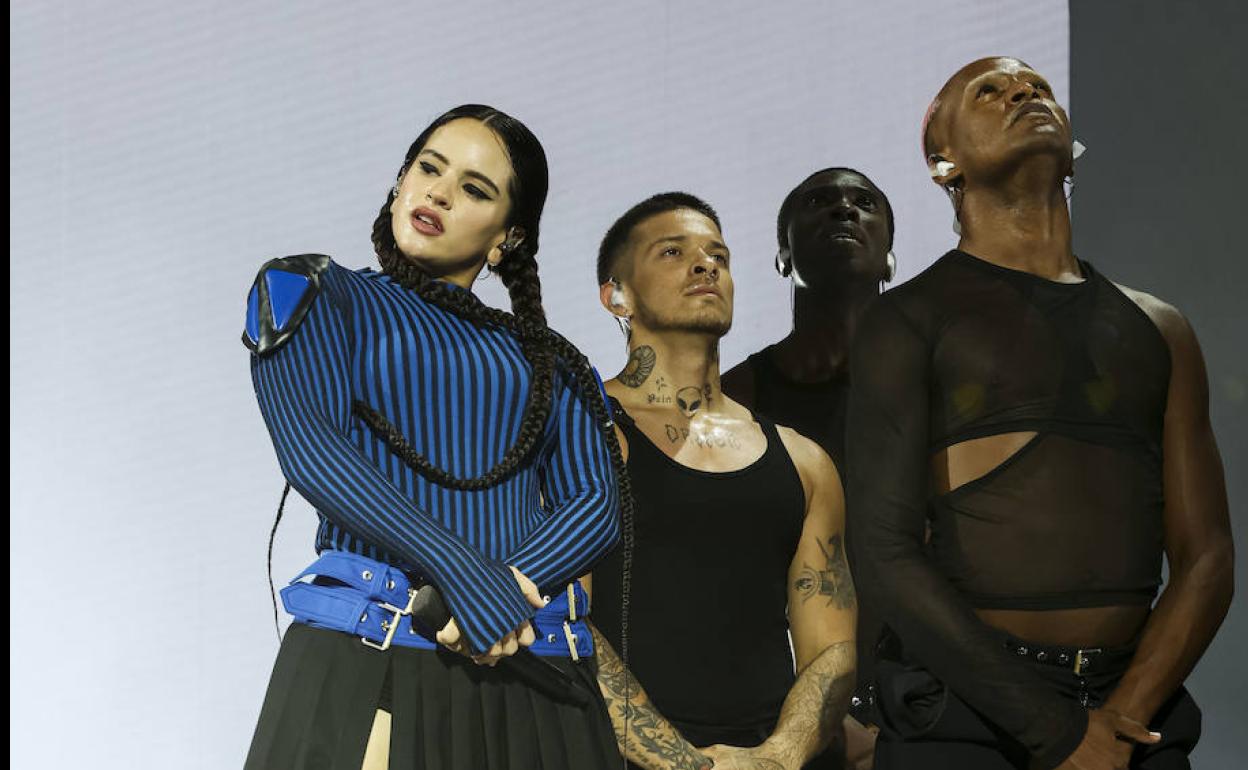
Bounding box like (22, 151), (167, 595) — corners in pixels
(249, 267), (533, 654)
(506, 369), (621, 591)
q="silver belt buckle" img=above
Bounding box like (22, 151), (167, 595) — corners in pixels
(361, 588), (417, 652)
(1073, 647), (1102, 675)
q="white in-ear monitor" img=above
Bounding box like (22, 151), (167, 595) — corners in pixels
(1072, 139), (1087, 160)
(609, 280), (626, 309)
(931, 160), (957, 179)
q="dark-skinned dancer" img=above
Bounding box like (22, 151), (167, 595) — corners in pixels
(848, 58), (1232, 770)
(588, 193), (856, 770)
(722, 168), (896, 769)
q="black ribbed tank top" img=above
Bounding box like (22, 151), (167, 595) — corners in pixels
(592, 398), (807, 740)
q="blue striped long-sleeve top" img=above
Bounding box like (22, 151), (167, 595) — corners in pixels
(249, 258), (621, 653)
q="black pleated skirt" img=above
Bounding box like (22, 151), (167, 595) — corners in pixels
(245, 623), (622, 770)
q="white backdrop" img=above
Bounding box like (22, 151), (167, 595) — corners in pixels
(10, 2), (1066, 766)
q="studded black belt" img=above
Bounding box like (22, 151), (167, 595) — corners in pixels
(1003, 637), (1136, 675)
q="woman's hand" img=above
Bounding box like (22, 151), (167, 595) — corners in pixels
(435, 566), (547, 665)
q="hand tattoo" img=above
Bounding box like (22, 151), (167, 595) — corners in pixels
(794, 534), (857, 609)
(620, 346), (657, 388)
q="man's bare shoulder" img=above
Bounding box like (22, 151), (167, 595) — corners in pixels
(1113, 282), (1198, 352)
(774, 424), (842, 498)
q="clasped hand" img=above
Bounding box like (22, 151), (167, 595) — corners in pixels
(435, 566), (547, 666)
(1053, 708), (1161, 770)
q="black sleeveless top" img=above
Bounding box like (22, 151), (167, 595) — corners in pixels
(736, 346), (850, 473)
(847, 250), (1171, 764)
(592, 398), (807, 739)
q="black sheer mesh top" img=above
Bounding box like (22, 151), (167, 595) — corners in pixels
(846, 249), (1171, 766)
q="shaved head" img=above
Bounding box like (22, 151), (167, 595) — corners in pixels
(923, 56), (1032, 160)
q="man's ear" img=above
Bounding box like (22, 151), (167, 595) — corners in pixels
(600, 279), (631, 318)
(775, 247), (792, 278)
(927, 154), (961, 188)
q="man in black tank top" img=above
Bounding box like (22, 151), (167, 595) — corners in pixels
(722, 167), (895, 472)
(586, 193), (857, 770)
(721, 168), (896, 768)
(848, 57), (1232, 770)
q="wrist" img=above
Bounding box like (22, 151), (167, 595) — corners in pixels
(1101, 694), (1153, 728)
(757, 736), (803, 770)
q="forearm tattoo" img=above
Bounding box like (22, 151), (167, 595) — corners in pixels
(793, 534), (857, 609)
(769, 641), (856, 763)
(590, 624), (710, 770)
(620, 346), (657, 388)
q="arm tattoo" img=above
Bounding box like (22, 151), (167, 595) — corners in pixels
(764, 641), (856, 766)
(590, 624), (710, 770)
(619, 346), (657, 388)
(793, 534), (857, 609)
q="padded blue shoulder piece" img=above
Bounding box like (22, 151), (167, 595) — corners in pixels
(242, 253), (332, 355)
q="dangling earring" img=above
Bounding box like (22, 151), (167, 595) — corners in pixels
(1064, 139), (1086, 202)
(945, 186), (964, 235)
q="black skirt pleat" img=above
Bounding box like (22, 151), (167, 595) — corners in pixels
(246, 623), (621, 770)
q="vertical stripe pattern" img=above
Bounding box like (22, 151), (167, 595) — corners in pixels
(249, 260), (620, 654)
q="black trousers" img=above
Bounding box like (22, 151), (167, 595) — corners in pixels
(871, 636), (1201, 770)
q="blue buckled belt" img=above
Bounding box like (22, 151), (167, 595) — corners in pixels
(280, 551), (593, 658)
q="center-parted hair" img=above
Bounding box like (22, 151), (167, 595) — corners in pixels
(775, 167), (895, 252)
(596, 192), (722, 286)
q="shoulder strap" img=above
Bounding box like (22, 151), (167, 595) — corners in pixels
(605, 395), (638, 429)
(243, 253), (332, 355)
(752, 410), (784, 450)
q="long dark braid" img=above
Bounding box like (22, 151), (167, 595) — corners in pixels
(359, 107), (635, 694)
(251, 107), (634, 752)
(361, 206), (556, 489)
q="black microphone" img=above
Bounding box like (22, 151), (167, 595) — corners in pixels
(409, 584), (591, 708)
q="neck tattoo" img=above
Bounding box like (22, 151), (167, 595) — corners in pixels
(619, 345), (656, 388)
